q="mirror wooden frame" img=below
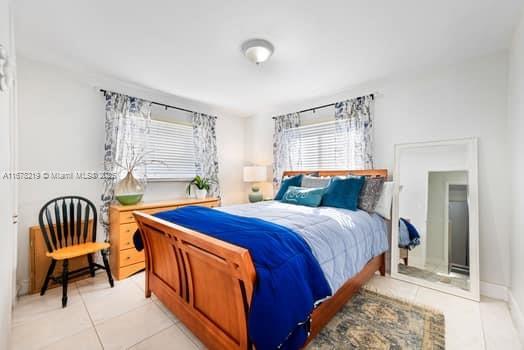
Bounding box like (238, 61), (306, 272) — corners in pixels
(391, 138), (480, 301)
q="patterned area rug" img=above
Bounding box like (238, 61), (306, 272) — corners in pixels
(307, 289), (445, 350)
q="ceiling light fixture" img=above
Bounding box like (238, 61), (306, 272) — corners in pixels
(241, 39), (274, 65)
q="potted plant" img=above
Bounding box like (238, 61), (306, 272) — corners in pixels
(186, 176), (214, 199)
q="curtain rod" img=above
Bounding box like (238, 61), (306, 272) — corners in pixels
(99, 89), (217, 118)
(271, 93), (375, 119)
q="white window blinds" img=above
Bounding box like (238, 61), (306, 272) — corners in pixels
(286, 120), (349, 170)
(146, 119), (197, 180)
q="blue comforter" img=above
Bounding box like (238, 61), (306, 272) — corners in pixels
(154, 206), (331, 350)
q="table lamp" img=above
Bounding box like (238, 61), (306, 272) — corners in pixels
(243, 166), (267, 202)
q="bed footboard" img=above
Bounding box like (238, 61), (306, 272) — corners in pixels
(133, 211), (386, 350)
(133, 212), (256, 350)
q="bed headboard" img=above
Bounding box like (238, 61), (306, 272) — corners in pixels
(282, 169), (388, 178)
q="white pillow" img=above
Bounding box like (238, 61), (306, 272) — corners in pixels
(374, 181), (394, 219)
(301, 175), (331, 189)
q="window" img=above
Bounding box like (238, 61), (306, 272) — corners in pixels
(286, 120), (350, 170)
(146, 119), (197, 180)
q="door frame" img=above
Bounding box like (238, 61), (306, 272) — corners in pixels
(446, 183), (469, 275)
(0, 1), (18, 347)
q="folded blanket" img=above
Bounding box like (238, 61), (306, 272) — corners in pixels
(399, 218), (421, 250)
(148, 206), (331, 350)
(399, 219), (411, 248)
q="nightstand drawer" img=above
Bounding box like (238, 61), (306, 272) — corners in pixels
(120, 223), (138, 249)
(119, 247), (144, 267)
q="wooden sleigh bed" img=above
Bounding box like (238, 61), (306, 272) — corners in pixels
(133, 169), (388, 350)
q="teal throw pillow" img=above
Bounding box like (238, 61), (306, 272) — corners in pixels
(321, 176), (365, 210)
(281, 186), (325, 207)
(274, 175), (303, 200)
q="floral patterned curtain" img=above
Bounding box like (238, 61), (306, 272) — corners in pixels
(334, 95), (374, 170)
(101, 92), (151, 242)
(192, 113), (221, 198)
(272, 113), (301, 188)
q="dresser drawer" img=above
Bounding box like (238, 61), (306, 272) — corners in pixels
(109, 197), (219, 280)
(118, 262), (145, 280)
(119, 247), (144, 267)
(119, 211), (136, 224)
(119, 203), (217, 224)
(120, 223), (138, 250)
(120, 208), (171, 224)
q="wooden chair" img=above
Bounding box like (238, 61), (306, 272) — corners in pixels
(38, 196), (114, 307)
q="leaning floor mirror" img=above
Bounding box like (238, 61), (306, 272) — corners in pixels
(391, 138), (480, 301)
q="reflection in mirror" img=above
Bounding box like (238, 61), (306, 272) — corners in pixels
(394, 140), (477, 297)
(398, 170), (470, 291)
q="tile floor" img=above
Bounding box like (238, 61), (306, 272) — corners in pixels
(398, 262), (470, 291)
(10, 271), (522, 350)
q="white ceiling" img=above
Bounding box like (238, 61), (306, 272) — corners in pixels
(15, 0), (523, 116)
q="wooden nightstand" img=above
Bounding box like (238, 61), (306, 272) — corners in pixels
(109, 197), (220, 280)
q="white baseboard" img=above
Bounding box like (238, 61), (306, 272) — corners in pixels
(508, 291), (524, 346)
(480, 281), (508, 301)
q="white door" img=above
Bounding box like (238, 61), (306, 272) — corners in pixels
(0, 0), (17, 347)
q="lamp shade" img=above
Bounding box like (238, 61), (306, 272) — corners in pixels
(243, 166), (267, 182)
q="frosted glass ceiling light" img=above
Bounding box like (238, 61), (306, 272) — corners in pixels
(241, 39), (274, 65)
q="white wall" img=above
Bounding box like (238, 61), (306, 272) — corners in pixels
(0, 0), (16, 347)
(245, 53), (510, 287)
(16, 57), (246, 295)
(508, 9), (524, 342)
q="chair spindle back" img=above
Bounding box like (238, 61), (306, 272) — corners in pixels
(38, 196), (98, 253)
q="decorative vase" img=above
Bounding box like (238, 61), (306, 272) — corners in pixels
(115, 172), (144, 205)
(248, 185), (263, 203)
(195, 188), (207, 200)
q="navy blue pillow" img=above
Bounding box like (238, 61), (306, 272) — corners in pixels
(274, 175), (303, 200)
(321, 176), (366, 210)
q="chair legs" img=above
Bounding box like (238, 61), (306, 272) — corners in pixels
(62, 259), (69, 308)
(40, 259), (68, 307)
(41, 252), (114, 308)
(101, 250), (114, 288)
(87, 254), (96, 277)
(40, 259), (57, 296)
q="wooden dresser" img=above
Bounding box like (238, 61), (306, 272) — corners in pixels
(109, 197), (220, 280)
